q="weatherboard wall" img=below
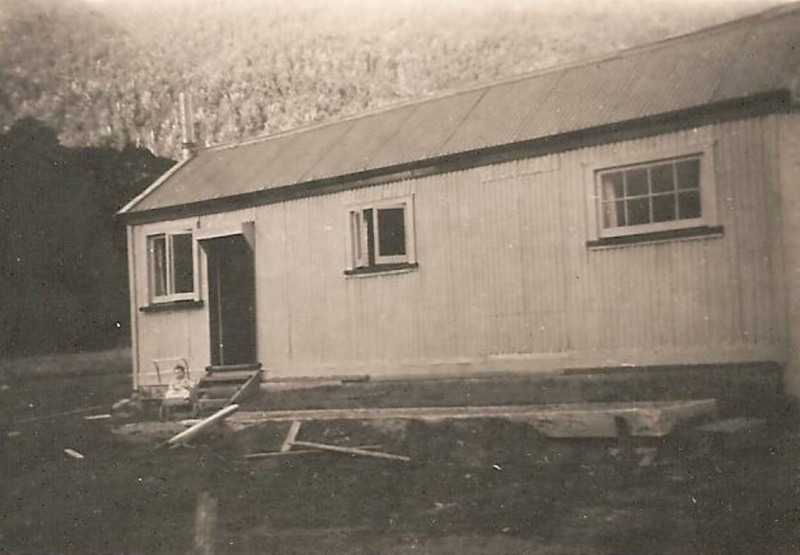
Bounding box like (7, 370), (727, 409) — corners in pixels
(129, 115), (787, 386)
(778, 114), (800, 395)
(130, 209), (258, 388)
(252, 115), (785, 379)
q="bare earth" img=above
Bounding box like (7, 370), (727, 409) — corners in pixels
(1, 357), (799, 554)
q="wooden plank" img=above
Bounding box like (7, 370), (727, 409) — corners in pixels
(245, 445), (383, 460)
(696, 417), (766, 434)
(205, 363), (262, 373)
(195, 398), (228, 412)
(64, 448), (85, 459)
(15, 405), (110, 425)
(693, 417), (768, 452)
(162, 404), (239, 448)
(193, 490), (218, 555)
(291, 440), (410, 462)
(83, 414), (112, 421)
(613, 416), (635, 465)
(201, 370), (261, 383)
(226, 371), (262, 407)
(196, 385), (240, 397)
(280, 420), (302, 452)
(229, 399), (718, 438)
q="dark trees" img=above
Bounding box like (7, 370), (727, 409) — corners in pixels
(0, 118), (174, 356)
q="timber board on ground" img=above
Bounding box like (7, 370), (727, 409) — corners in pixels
(229, 399), (717, 438)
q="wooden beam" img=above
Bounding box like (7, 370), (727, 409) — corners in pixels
(280, 420), (302, 453)
(291, 440), (410, 462)
(226, 370), (261, 407)
(15, 405), (110, 425)
(161, 404), (239, 448)
(193, 490), (218, 555)
(245, 445), (383, 460)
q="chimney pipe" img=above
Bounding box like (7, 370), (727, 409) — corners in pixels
(180, 92), (197, 160)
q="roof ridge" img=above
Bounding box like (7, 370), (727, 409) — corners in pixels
(200, 2), (798, 154)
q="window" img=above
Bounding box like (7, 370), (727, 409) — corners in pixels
(346, 196), (417, 275)
(599, 155), (703, 229)
(148, 231), (196, 302)
(589, 145), (721, 246)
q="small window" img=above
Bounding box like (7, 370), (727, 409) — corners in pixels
(148, 231), (196, 302)
(593, 149), (718, 243)
(347, 196), (416, 275)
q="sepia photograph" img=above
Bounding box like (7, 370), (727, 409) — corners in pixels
(1, 0), (799, 552)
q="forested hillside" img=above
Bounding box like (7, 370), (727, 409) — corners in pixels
(0, 0), (785, 355)
(1, 0), (782, 158)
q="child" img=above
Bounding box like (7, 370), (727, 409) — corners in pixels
(164, 363), (194, 401)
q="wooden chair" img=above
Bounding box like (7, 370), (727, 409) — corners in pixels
(153, 357), (198, 420)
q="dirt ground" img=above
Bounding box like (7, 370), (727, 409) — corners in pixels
(1, 355), (799, 554)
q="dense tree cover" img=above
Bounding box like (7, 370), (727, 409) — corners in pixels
(0, 118), (174, 355)
(0, 0), (780, 158)
(0, 0), (782, 354)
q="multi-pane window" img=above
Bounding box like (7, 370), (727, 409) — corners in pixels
(148, 232), (195, 301)
(348, 197), (416, 273)
(597, 155), (705, 235)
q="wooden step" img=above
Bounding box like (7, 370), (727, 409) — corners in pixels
(205, 363), (262, 373)
(196, 385), (241, 398)
(193, 364), (263, 415)
(200, 370), (262, 384)
(195, 398), (229, 411)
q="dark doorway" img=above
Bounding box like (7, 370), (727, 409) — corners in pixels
(204, 235), (257, 366)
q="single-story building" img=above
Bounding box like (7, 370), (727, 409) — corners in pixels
(119, 4), (800, 400)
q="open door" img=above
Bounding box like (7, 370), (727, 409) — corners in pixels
(203, 235), (256, 366)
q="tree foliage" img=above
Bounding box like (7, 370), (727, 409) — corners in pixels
(0, 118), (173, 355)
(0, 0), (780, 158)
(0, 0), (781, 354)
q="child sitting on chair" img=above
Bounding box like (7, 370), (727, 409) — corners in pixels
(164, 363), (195, 402)
(161, 363), (195, 420)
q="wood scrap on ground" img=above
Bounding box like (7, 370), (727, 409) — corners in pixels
(15, 405), (110, 425)
(159, 404), (239, 449)
(291, 440), (411, 462)
(64, 448), (85, 459)
(248, 419), (411, 462)
(83, 414), (112, 421)
(280, 420), (302, 453)
(245, 445), (383, 459)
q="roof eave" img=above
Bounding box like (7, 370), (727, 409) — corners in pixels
(120, 89), (794, 225)
(116, 156), (190, 216)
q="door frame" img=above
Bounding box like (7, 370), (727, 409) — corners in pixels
(198, 222), (257, 366)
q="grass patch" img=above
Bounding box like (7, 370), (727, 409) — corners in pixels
(0, 347), (132, 382)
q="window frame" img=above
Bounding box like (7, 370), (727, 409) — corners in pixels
(586, 141), (719, 245)
(146, 229), (199, 304)
(345, 195), (417, 276)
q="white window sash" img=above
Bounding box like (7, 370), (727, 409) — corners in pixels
(588, 143), (717, 241)
(350, 210), (368, 268)
(149, 235), (169, 301)
(346, 195), (416, 272)
(148, 231), (196, 302)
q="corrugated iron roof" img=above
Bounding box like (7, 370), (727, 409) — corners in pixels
(121, 5), (800, 215)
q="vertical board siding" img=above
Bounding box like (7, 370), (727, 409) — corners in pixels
(777, 114), (800, 394)
(253, 117), (783, 377)
(133, 117), (786, 381)
(765, 115), (787, 347)
(564, 118), (780, 355)
(132, 210), (257, 385)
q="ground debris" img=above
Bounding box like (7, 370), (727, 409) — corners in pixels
(64, 448), (84, 459)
